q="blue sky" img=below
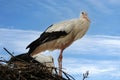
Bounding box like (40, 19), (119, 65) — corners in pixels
(0, 0), (120, 80)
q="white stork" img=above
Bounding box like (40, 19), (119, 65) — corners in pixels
(26, 11), (90, 76)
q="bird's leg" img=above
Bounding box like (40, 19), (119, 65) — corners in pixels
(58, 49), (64, 76)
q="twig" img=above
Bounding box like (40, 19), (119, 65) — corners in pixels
(62, 70), (75, 80)
(83, 71), (89, 80)
(0, 60), (8, 63)
(3, 47), (15, 58)
(3, 48), (30, 63)
(53, 67), (75, 80)
(0, 57), (8, 63)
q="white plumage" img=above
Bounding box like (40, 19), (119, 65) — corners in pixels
(32, 54), (54, 73)
(26, 11), (90, 76)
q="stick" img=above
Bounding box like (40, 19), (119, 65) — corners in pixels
(3, 47), (15, 58)
(83, 71), (89, 80)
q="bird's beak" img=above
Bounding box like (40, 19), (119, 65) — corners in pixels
(83, 14), (91, 22)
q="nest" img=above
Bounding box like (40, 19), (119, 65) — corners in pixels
(0, 62), (66, 80)
(0, 48), (75, 80)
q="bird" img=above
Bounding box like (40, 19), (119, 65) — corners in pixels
(32, 54), (54, 73)
(26, 11), (90, 76)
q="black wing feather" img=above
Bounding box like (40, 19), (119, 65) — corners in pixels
(26, 31), (68, 54)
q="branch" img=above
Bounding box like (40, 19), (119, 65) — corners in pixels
(83, 71), (89, 80)
(3, 47), (15, 58)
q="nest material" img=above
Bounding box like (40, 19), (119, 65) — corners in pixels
(0, 53), (75, 80)
(0, 62), (64, 80)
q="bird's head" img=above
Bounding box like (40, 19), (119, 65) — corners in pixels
(80, 11), (90, 22)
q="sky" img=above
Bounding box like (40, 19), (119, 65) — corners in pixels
(0, 0), (120, 80)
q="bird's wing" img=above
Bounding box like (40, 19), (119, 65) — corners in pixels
(26, 22), (74, 54)
(45, 19), (75, 33)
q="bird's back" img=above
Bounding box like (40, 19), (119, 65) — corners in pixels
(45, 18), (78, 32)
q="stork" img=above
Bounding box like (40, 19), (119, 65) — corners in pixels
(26, 11), (90, 76)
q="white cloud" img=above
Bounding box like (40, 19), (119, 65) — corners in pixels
(63, 58), (120, 80)
(0, 28), (40, 54)
(65, 64), (116, 75)
(65, 35), (120, 56)
(63, 58), (120, 74)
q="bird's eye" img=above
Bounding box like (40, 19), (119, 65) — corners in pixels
(82, 12), (84, 14)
